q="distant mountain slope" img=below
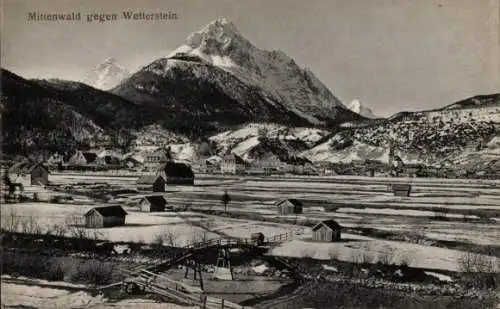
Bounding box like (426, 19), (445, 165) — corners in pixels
(113, 58), (311, 126)
(438, 93), (500, 111)
(112, 18), (363, 127)
(1, 69), (104, 154)
(304, 95), (500, 165)
(33, 79), (158, 129)
(389, 93), (500, 124)
(208, 123), (327, 162)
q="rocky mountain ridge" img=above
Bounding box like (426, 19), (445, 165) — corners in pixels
(112, 18), (363, 127)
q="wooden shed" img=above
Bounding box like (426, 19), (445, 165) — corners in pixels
(84, 205), (128, 228)
(138, 195), (167, 212)
(276, 199), (303, 215)
(8, 161), (49, 186)
(311, 220), (341, 242)
(137, 175), (165, 192)
(391, 184), (412, 197)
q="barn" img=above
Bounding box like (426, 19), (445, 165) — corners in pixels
(84, 205), (128, 228)
(221, 154), (246, 174)
(311, 220), (341, 242)
(392, 184), (412, 196)
(8, 161), (49, 186)
(276, 199), (303, 215)
(158, 162), (195, 185)
(138, 195), (167, 212)
(136, 175), (166, 192)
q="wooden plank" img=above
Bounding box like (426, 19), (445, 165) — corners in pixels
(141, 269), (203, 293)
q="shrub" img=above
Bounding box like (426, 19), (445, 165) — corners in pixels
(2, 252), (47, 278)
(72, 260), (115, 285)
(152, 234), (164, 247)
(378, 246), (396, 266)
(458, 250), (498, 289)
(328, 247), (340, 262)
(46, 259), (66, 281)
(162, 227), (179, 247)
(49, 196), (62, 203)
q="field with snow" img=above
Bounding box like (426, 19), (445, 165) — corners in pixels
(6, 173), (499, 273)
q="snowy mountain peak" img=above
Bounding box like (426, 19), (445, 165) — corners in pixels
(182, 17), (253, 63)
(161, 19), (350, 124)
(187, 17), (241, 44)
(84, 57), (131, 90)
(347, 100), (377, 119)
(98, 57), (120, 68)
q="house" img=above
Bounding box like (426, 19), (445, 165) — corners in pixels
(312, 220), (341, 242)
(158, 161), (195, 185)
(351, 159), (366, 167)
(221, 154), (246, 174)
(7, 161), (49, 186)
(303, 162), (318, 175)
(276, 199), (303, 215)
(123, 156), (142, 169)
(286, 156), (312, 174)
(317, 163), (337, 176)
(46, 153), (64, 166)
(122, 153), (143, 169)
(95, 151), (121, 167)
(138, 195), (167, 212)
(258, 156), (284, 170)
(391, 184), (412, 196)
(405, 164), (426, 177)
(144, 147), (172, 167)
(204, 155), (222, 174)
(67, 151), (98, 166)
(84, 205), (128, 228)
(136, 175), (166, 192)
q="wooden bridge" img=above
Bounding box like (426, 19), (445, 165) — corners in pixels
(111, 231), (297, 309)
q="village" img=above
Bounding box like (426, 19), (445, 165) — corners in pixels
(1, 146), (499, 309)
(2, 0), (500, 305)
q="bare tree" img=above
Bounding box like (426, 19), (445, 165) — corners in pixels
(378, 246), (396, 266)
(458, 249), (498, 289)
(191, 229), (209, 245)
(48, 223), (67, 238)
(1, 208), (20, 232)
(162, 227), (179, 247)
(65, 215), (88, 240)
(349, 250), (362, 265)
(19, 212), (42, 235)
(360, 250), (375, 265)
(328, 247), (340, 263)
(398, 251), (416, 268)
(221, 190), (231, 213)
(301, 248), (317, 260)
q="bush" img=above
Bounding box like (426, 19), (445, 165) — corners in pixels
(458, 250), (499, 289)
(72, 260), (115, 285)
(378, 246), (396, 266)
(46, 259), (66, 281)
(49, 196), (62, 203)
(2, 252), (47, 278)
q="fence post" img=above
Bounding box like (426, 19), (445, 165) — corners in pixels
(202, 295), (207, 309)
(221, 299), (224, 309)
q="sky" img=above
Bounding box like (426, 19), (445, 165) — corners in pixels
(1, 0), (499, 116)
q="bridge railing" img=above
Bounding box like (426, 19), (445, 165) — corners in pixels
(123, 268), (252, 309)
(184, 230), (295, 251)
